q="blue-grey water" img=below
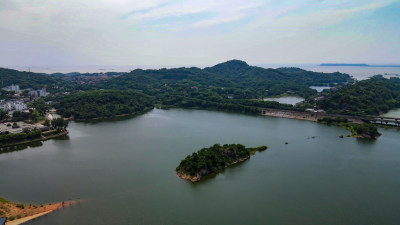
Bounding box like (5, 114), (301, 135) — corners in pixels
(310, 86), (332, 92)
(381, 109), (400, 118)
(264, 96), (304, 105)
(1, 109), (400, 225)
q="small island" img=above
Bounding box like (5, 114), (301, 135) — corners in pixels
(176, 144), (267, 182)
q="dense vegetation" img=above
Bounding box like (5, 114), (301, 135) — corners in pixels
(0, 130), (42, 145)
(0, 68), (61, 90)
(318, 117), (381, 139)
(76, 60), (348, 114)
(99, 60), (350, 99)
(54, 90), (154, 120)
(176, 144), (267, 181)
(318, 76), (400, 116)
(349, 123), (381, 139)
(1, 61), (352, 120)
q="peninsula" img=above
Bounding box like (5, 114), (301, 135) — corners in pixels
(320, 63), (400, 67)
(176, 144), (267, 182)
(0, 197), (75, 225)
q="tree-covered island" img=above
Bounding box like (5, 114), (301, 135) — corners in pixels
(176, 144), (267, 182)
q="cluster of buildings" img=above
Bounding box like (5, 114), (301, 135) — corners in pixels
(306, 108), (326, 113)
(0, 100), (28, 112)
(2, 84), (48, 97)
(61, 73), (116, 85)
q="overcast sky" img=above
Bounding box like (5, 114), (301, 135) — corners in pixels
(0, 0), (399, 67)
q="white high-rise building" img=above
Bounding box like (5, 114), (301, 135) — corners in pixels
(2, 84), (20, 93)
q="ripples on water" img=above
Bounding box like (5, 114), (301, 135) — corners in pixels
(1, 109), (399, 225)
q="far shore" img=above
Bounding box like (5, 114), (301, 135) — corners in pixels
(69, 107), (154, 122)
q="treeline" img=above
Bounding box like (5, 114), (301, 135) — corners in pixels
(0, 68), (61, 90)
(349, 123), (380, 139)
(2, 60), (351, 120)
(84, 60), (349, 115)
(176, 144), (267, 177)
(0, 130), (42, 144)
(152, 80), (299, 114)
(318, 76), (400, 116)
(53, 90), (154, 120)
(97, 60), (351, 99)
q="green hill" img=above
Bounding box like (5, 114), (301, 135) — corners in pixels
(54, 90), (154, 120)
(0, 68), (61, 89)
(100, 60), (351, 99)
(318, 76), (400, 115)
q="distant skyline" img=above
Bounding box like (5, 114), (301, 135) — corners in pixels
(0, 0), (399, 67)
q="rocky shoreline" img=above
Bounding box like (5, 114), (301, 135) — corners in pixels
(176, 144), (267, 182)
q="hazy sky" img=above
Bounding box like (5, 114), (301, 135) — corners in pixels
(0, 0), (399, 67)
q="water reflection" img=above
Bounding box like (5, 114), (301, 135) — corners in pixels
(0, 135), (70, 154)
(0, 141), (43, 154)
(263, 96), (304, 105)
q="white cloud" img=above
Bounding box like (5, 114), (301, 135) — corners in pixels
(0, 0), (398, 66)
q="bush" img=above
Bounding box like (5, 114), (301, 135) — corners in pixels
(0, 130), (42, 143)
(16, 204), (25, 209)
(176, 144), (266, 176)
(318, 117), (348, 124)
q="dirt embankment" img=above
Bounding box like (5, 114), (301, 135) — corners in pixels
(260, 108), (365, 124)
(0, 198), (75, 225)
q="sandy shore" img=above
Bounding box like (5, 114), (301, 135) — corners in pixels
(1, 200), (76, 225)
(5, 210), (56, 225)
(260, 108), (365, 124)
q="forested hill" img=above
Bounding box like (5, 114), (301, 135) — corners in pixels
(317, 76), (400, 116)
(54, 90), (154, 120)
(0, 68), (61, 89)
(99, 60), (351, 98)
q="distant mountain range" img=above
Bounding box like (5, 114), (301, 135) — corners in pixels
(321, 63), (400, 67)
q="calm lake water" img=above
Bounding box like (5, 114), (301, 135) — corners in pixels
(1, 109), (400, 225)
(381, 109), (400, 118)
(264, 96), (304, 105)
(310, 86), (332, 92)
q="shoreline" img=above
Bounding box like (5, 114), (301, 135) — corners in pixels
(2, 200), (76, 225)
(260, 108), (365, 124)
(177, 156), (250, 182)
(69, 107), (154, 122)
(6, 209), (57, 225)
(0, 130), (68, 149)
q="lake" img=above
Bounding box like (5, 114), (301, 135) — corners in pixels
(264, 96), (304, 105)
(1, 109), (400, 225)
(381, 109), (400, 118)
(310, 86), (332, 92)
